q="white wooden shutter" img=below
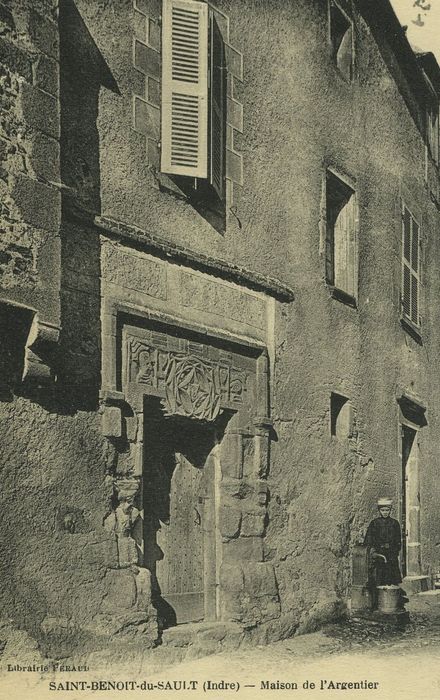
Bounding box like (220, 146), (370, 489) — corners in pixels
(411, 218), (420, 325)
(161, 0), (208, 178)
(402, 204), (420, 326)
(209, 13), (225, 199)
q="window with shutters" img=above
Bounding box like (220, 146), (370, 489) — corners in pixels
(325, 170), (358, 304)
(160, 0), (226, 204)
(401, 204), (421, 329)
(329, 1), (353, 82)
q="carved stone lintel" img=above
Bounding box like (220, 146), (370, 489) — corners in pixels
(22, 316), (60, 386)
(127, 334), (250, 421)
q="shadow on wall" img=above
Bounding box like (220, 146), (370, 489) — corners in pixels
(57, 0), (119, 411)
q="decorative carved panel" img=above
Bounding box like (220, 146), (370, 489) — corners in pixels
(126, 333), (250, 420)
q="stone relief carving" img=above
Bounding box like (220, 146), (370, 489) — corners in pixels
(104, 479), (141, 568)
(162, 353), (221, 421)
(127, 337), (248, 420)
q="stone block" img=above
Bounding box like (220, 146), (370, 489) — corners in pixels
(29, 9), (59, 59)
(241, 510), (266, 538)
(226, 97), (243, 132)
(254, 435), (270, 478)
(134, 96), (160, 138)
(34, 54), (58, 96)
(12, 174), (60, 231)
(102, 406), (122, 438)
(224, 536), (263, 562)
(82, 536), (119, 569)
(226, 148), (243, 186)
(225, 44), (243, 80)
(233, 129), (243, 152)
(226, 125), (233, 151)
(409, 506), (420, 535)
(147, 138), (160, 169)
(147, 76), (160, 107)
(134, 0), (151, 15)
(243, 563), (278, 597)
(29, 132), (59, 182)
(134, 567), (152, 611)
(21, 83), (60, 139)
(219, 505), (241, 539)
(134, 10), (147, 42)
(220, 478), (253, 500)
(101, 570), (137, 612)
(221, 591), (243, 622)
(219, 562), (244, 592)
(256, 480), (269, 506)
(220, 433), (242, 479)
(148, 18), (161, 51)
(242, 436), (254, 478)
(0, 37), (32, 81)
(125, 416), (138, 442)
(134, 40), (160, 79)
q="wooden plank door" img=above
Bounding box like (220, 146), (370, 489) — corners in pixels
(156, 453), (205, 623)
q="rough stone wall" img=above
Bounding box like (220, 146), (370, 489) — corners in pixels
(1, 0), (440, 654)
(0, 0), (61, 319)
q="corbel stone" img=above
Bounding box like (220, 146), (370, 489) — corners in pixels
(22, 316), (60, 386)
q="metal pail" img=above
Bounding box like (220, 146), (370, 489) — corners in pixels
(377, 585), (401, 613)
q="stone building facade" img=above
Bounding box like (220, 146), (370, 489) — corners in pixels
(1, 0), (440, 656)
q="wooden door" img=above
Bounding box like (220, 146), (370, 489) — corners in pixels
(156, 453), (205, 623)
(143, 402), (218, 626)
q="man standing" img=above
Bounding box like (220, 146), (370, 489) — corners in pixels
(364, 497), (402, 607)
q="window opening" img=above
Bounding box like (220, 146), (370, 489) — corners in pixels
(330, 392), (352, 438)
(326, 170), (357, 300)
(330, 1), (353, 82)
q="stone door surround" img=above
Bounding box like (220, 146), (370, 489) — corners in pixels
(101, 314), (281, 630)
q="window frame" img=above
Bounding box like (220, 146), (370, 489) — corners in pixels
(160, 0), (226, 204)
(328, 0), (354, 83)
(325, 168), (358, 306)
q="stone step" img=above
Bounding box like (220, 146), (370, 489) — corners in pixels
(160, 621), (244, 655)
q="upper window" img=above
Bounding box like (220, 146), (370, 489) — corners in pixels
(401, 203), (421, 329)
(160, 0), (226, 201)
(329, 1), (353, 82)
(325, 170), (358, 302)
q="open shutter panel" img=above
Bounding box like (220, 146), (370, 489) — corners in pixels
(325, 209), (335, 286)
(402, 206), (411, 318)
(210, 13), (225, 199)
(161, 0), (208, 178)
(411, 219), (420, 325)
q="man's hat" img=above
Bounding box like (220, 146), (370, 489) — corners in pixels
(377, 497), (393, 507)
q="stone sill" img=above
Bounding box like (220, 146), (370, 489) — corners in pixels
(328, 285), (357, 308)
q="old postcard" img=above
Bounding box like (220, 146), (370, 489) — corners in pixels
(1, 0), (440, 698)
